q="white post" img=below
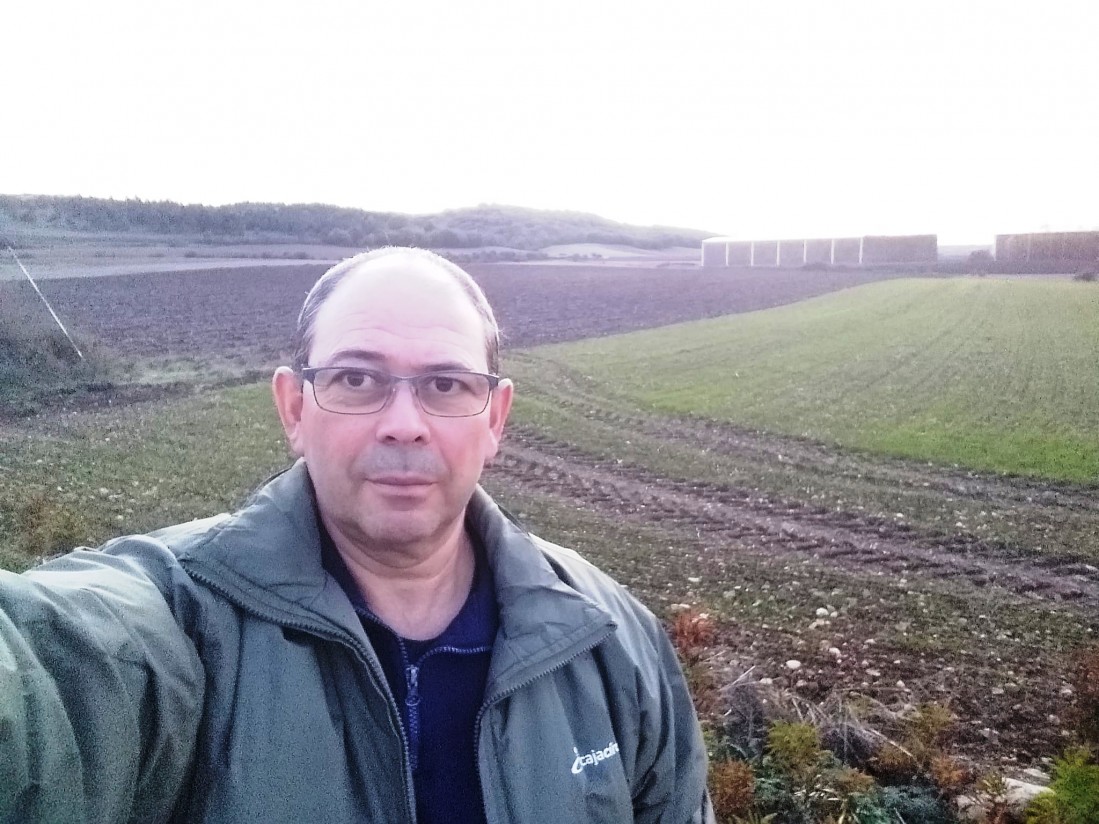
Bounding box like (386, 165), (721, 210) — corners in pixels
(725, 242), (730, 267)
(750, 241), (755, 267)
(858, 237), (865, 266)
(803, 239), (808, 264)
(830, 238), (836, 264)
(775, 241), (781, 267)
(5, 246), (84, 359)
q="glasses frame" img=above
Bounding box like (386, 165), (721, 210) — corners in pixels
(299, 366), (502, 417)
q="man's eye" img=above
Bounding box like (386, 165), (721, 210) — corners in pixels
(334, 370), (376, 389)
(431, 376), (458, 394)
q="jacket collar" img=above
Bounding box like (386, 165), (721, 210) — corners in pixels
(468, 486), (616, 692)
(174, 461), (614, 682)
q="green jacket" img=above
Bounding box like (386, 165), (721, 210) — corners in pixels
(1, 462), (712, 823)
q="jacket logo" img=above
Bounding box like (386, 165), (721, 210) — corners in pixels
(571, 741), (620, 775)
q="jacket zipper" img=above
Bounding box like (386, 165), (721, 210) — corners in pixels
(473, 626), (614, 823)
(357, 599), (495, 781)
(183, 566), (420, 824)
(398, 638), (493, 774)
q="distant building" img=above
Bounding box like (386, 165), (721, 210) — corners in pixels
(701, 235), (937, 268)
(995, 231), (1099, 266)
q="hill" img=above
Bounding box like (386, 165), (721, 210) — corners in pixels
(0, 195), (711, 252)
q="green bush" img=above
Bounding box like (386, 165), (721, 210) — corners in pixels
(1026, 747), (1099, 824)
(1026, 793), (1071, 824)
(877, 785), (955, 823)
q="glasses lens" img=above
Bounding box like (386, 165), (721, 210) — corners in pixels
(415, 371), (492, 416)
(312, 368), (391, 413)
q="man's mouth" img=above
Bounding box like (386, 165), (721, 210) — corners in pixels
(367, 475), (435, 486)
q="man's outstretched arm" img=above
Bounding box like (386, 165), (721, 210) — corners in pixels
(0, 546), (205, 823)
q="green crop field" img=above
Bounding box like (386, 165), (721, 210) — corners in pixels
(510, 278), (1099, 482)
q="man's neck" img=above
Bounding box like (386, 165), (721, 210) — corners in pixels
(327, 520), (476, 641)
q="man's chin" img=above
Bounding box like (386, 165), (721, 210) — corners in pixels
(344, 507), (443, 550)
(363, 526), (441, 556)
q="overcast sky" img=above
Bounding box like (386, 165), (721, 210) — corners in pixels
(2, 0), (1095, 244)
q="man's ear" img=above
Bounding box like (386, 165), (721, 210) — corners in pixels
(483, 378), (514, 464)
(272, 367), (306, 457)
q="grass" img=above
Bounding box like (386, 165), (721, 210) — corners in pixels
(509, 278), (1099, 482)
(0, 383), (291, 570)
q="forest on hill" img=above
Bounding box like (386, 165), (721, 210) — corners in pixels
(0, 195), (711, 251)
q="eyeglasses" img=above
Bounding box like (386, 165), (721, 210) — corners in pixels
(299, 366), (501, 417)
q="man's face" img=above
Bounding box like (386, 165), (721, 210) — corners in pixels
(273, 260), (512, 559)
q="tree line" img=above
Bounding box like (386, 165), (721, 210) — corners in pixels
(0, 195), (710, 251)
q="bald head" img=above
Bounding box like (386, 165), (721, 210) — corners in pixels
(290, 247), (501, 374)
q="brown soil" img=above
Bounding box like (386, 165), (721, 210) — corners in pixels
(11, 262), (926, 361)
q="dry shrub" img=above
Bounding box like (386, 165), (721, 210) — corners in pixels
(905, 703), (955, 765)
(867, 703), (958, 787)
(929, 754), (971, 797)
(1069, 644), (1099, 747)
(709, 758), (756, 819)
(684, 658), (720, 716)
(670, 608), (717, 659)
(723, 678), (896, 768)
(668, 608), (719, 717)
(721, 676), (771, 759)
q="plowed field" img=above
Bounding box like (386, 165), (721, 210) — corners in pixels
(20, 262), (919, 360)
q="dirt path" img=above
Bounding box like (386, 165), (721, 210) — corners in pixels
(496, 426), (1099, 609)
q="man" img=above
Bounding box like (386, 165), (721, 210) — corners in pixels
(0, 248), (712, 822)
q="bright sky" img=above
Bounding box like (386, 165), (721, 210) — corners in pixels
(2, 0), (1096, 244)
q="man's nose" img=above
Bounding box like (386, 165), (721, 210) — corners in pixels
(373, 382), (431, 442)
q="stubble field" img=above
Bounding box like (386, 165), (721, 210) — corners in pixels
(3, 261), (1096, 779)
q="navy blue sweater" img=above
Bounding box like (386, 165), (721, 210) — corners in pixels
(322, 532), (498, 824)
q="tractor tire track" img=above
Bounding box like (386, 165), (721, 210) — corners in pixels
(522, 359), (1099, 517)
(492, 427), (1099, 609)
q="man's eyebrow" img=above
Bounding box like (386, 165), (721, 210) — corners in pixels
(421, 360), (478, 372)
(322, 349), (386, 364)
(322, 350), (477, 372)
